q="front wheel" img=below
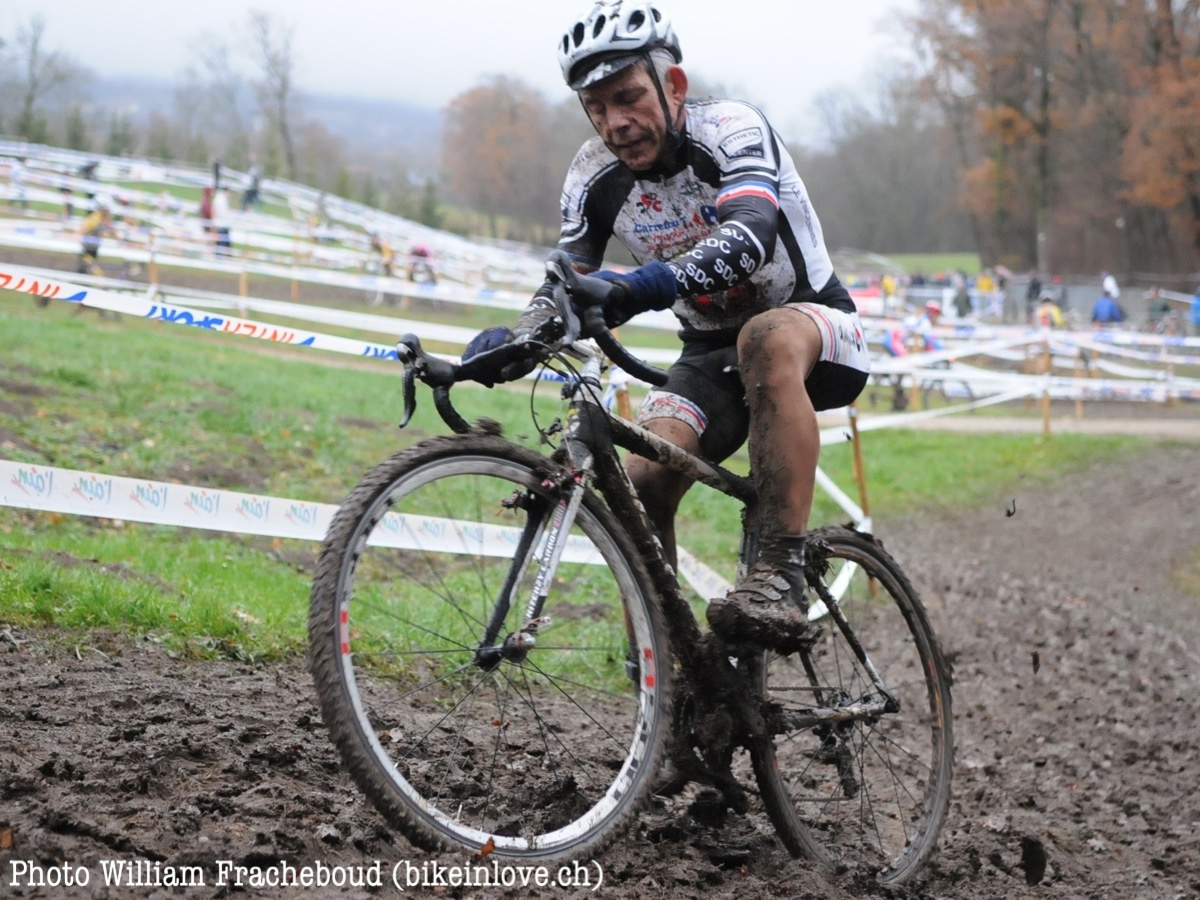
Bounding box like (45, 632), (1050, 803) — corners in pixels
(309, 434), (671, 863)
(751, 526), (953, 884)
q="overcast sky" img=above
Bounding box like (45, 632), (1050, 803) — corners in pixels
(4, 1), (920, 136)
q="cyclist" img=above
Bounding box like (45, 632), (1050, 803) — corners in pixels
(369, 233), (396, 277)
(78, 197), (115, 276)
(407, 243), (437, 284)
(464, 1), (870, 651)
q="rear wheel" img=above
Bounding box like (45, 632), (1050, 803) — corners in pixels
(751, 527), (953, 884)
(309, 434), (670, 862)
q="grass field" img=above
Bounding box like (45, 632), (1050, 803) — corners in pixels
(1, 291), (1150, 661)
(881, 252), (983, 277)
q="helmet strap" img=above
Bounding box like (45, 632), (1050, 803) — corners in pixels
(645, 53), (685, 160)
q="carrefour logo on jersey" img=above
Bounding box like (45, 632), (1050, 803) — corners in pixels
(633, 218), (687, 235)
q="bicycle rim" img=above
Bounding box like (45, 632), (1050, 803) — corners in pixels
(309, 439), (669, 862)
(751, 527), (953, 884)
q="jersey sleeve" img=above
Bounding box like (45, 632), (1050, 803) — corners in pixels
(555, 138), (618, 270)
(666, 105), (782, 297)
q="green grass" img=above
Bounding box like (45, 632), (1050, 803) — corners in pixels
(881, 252), (983, 277)
(0, 291), (1162, 663)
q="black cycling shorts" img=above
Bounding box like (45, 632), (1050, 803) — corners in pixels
(635, 305), (870, 464)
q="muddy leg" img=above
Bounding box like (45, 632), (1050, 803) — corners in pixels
(625, 417), (699, 570)
(736, 309), (823, 543)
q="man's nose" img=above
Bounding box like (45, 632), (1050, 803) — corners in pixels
(604, 107), (634, 133)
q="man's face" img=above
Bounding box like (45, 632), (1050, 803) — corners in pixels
(579, 63), (682, 172)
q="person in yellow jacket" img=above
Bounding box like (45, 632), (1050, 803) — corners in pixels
(1035, 292), (1065, 328)
(78, 198), (115, 276)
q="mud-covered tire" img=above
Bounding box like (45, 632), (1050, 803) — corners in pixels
(309, 433), (671, 863)
(751, 526), (953, 884)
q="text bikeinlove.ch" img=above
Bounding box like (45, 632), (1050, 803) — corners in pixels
(8, 857), (605, 892)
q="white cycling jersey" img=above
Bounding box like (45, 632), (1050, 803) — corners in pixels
(557, 97), (854, 338)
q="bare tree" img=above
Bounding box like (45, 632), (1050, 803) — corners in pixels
(247, 10), (299, 181)
(800, 71), (973, 255)
(189, 39), (252, 169)
(6, 15), (87, 144)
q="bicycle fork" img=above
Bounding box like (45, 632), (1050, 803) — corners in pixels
(473, 453), (593, 671)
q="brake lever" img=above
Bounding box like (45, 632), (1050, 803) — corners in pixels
(398, 363), (418, 428)
(545, 253), (582, 345)
(396, 333), (422, 428)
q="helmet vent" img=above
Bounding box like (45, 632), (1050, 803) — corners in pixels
(572, 22), (585, 47)
(628, 10), (645, 30)
(593, 14), (607, 37)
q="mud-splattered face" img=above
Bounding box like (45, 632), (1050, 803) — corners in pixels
(579, 62), (685, 172)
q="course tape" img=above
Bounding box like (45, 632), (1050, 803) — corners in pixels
(0, 459), (737, 596)
(0, 459), (603, 563)
(0, 263), (402, 361)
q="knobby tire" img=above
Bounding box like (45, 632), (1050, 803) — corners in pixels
(308, 433), (672, 863)
(750, 526), (954, 884)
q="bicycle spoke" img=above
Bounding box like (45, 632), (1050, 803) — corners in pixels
(521, 656), (635, 754)
(310, 441), (667, 860)
(751, 528), (952, 885)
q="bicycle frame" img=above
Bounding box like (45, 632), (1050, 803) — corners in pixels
(398, 304), (904, 779)
(520, 342), (753, 671)
(469, 342), (903, 755)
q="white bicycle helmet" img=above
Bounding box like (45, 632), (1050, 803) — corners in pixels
(559, 1), (682, 90)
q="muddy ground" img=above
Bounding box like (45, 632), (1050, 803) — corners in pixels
(2, 442), (1198, 899)
(3, 248), (1200, 897)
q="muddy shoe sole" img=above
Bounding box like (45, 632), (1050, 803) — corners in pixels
(707, 597), (816, 654)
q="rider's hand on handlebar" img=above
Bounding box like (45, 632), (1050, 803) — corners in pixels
(463, 326), (514, 359)
(461, 326), (536, 387)
(587, 261), (678, 327)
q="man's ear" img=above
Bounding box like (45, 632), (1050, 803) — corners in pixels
(666, 65), (688, 104)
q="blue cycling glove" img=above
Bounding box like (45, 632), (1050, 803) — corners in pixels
(463, 326), (513, 360)
(462, 326), (534, 387)
(591, 261), (678, 326)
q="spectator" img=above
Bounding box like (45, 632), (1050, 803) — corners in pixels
(1191, 285), (1200, 336)
(198, 186), (215, 249)
(8, 157), (28, 209)
(211, 187), (233, 255)
(1025, 270), (1042, 323)
(1101, 270), (1120, 301)
(1145, 287), (1173, 332)
(1036, 292), (1065, 328)
(880, 272), (898, 315)
(951, 270), (972, 318)
(1090, 291), (1125, 326)
(241, 164), (262, 212)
